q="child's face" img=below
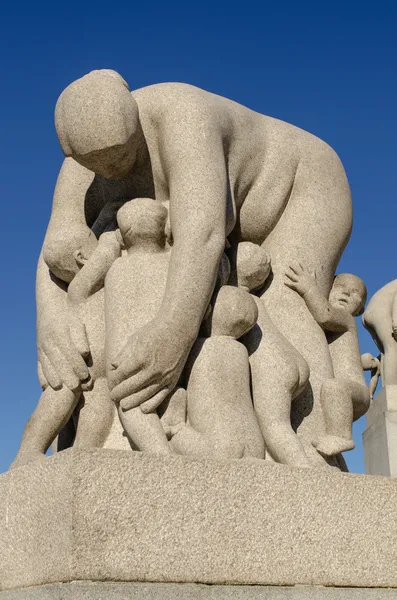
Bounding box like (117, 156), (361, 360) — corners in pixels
(329, 274), (366, 316)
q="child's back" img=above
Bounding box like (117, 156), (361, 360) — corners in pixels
(106, 251), (169, 368)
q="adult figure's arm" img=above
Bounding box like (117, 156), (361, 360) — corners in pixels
(110, 112), (227, 411)
(37, 158), (96, 390)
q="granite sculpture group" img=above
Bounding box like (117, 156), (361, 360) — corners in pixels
(11, 68), (381, 471)
(4, 69), (397, 598)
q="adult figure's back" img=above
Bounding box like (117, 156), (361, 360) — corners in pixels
(39, 70), (352, 459)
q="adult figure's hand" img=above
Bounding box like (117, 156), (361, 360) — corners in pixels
(36, 158), (97, 391)
(37, 305), (90, 391)
(36, 253), (90, 391)
(109, 317), (190, 412)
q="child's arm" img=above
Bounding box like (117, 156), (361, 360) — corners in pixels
(284, 262), (350, 332)
(68, 231), (122, 305)
(67, 231), (122, 356)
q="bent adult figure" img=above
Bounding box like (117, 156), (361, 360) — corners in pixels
(39, 69), (352, 454)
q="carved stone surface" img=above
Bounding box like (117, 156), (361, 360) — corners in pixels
(2, 450), (397, 592)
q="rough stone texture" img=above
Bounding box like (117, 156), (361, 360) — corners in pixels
(2, 582), (397, 599)
(363, 387), (397, 476)
(2, 449), (397, 591)
(0, 451), (73, 591)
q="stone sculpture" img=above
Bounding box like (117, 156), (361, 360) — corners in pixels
(285, 265), (369, 456)
(7, 67), (392, 599)
(169, 285), (265, 459)
(361, 353), (381, 400)
(363, 279), (397, 389)
(69, 198), (173, 454)
(238, 243), (313, 468)
(12, 68), (361, 470)
(362, 280), (397, 476)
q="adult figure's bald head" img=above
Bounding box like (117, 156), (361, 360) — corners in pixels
(55, 70), (139, 179)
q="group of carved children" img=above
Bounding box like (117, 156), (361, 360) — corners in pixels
(11, 197), (370, 470)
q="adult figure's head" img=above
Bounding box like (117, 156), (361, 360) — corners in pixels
(55, 70), (139, 180)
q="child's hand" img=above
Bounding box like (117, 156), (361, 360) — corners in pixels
(284, 262), (316, 296)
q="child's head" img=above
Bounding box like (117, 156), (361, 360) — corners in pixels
(329, 273), (367, 316)
(236, 242), (271, 292)
(211, 285), (258, 339)
(117, 198), (168, 248)
(361, 352), (380, 371)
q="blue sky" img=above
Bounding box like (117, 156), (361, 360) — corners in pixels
(0, 1), (396, 473)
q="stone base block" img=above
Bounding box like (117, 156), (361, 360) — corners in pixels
(1, 449), (397, 592)
(363, 387), (397, 476)
(2, 582), (397, 600)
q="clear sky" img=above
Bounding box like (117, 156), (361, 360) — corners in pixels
(0, 1), (396, 473)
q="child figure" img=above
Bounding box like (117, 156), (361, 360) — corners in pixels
(11, 221), (117, 469)
(285, 264), (370, 456)
(169, 284), (265, 459)
(105, 198), (172, 454)
(65, 197), (173, 455)
(237, 243), (313, 468)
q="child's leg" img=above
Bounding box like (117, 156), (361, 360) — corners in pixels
(253, 384), (311, 468)
(73, 377), (114, 449)
(118, 404), (172, 455)
(11, 386), (78, 469)
(315, 379), (369, 456)
(170, 424), (213, 457)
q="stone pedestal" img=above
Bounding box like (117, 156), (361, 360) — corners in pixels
(1, 449), (397, 594)
(363, 387), (397, 477)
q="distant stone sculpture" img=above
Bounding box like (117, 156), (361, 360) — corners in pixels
(12, 68), (357, 469)
(285, 265), (369, 456)
(362, 280), (397, 476)
(363, 279), (397, 389)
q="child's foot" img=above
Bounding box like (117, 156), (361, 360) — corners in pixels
(315, 435), (355, 456)
(9, 450), (47, 470)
